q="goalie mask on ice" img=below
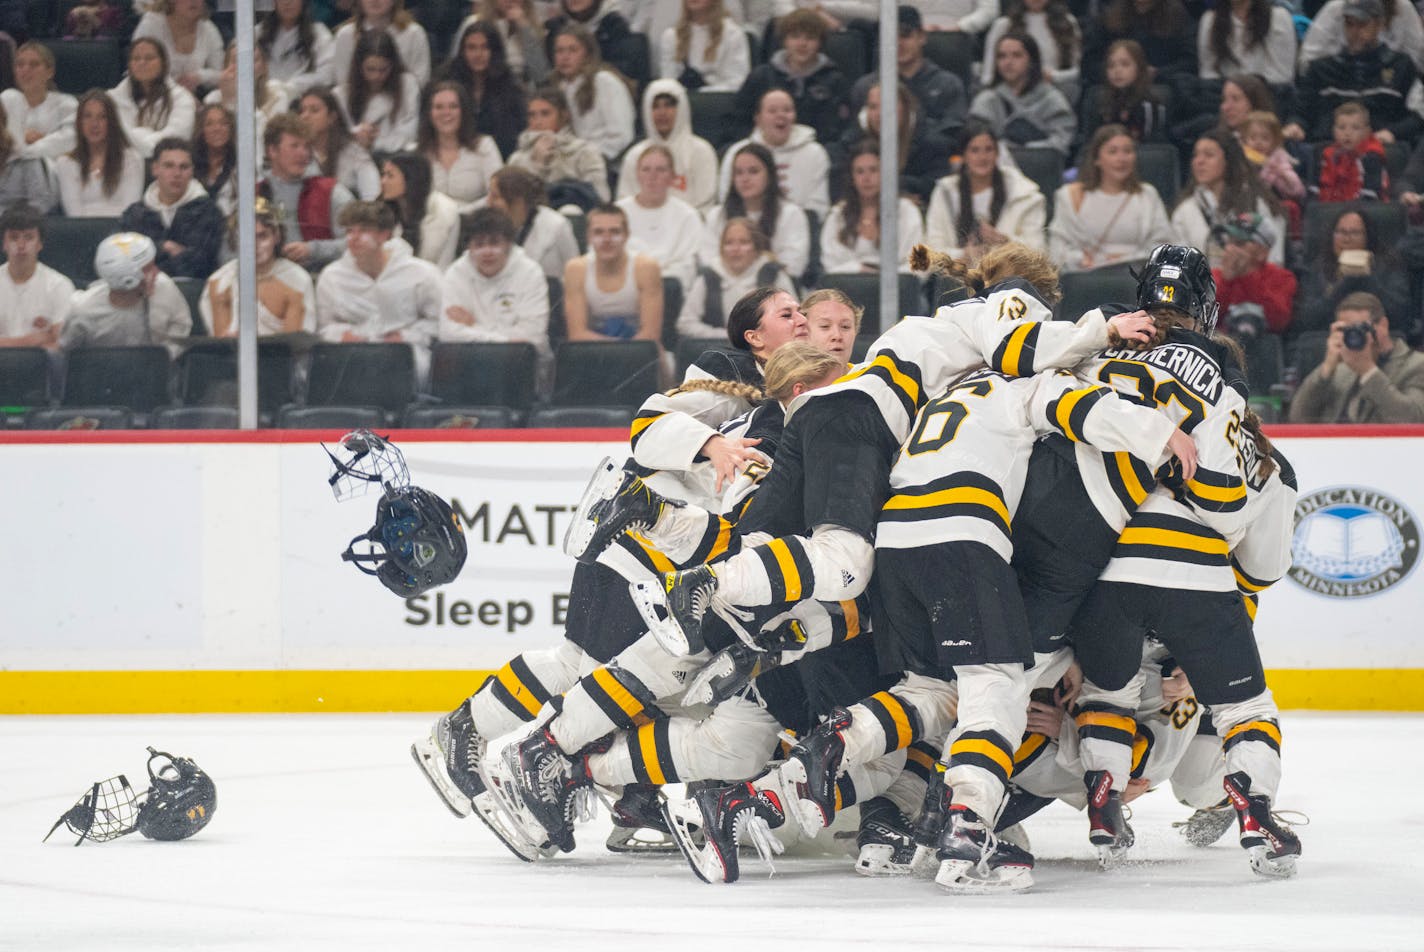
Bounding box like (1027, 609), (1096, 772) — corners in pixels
(325, 430), (467, 597)
(44, 748), (217, 845)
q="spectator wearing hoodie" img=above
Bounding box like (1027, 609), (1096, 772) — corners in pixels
(851, 6), (967, 146)
(439, 207), (552, 369)
(508, 85), (610, 206)
(109, 38), (197, 159)
(3, 42), (77, 162)
(980, 0), (1082, 105)
(925, 121), (1047, 263)
(678, 215), (796, 343)
(735, 10), (851, 145)
(819, 139), (924, 274)
(487, 165), (581, 280)
(119, 136), (223, 279)
(334, 30), (421, 154)
(704, 142), (811, 282)
(331, 0), (432, 86)
(616, 79), (719, 211)
(1315, 101), (1390, 202)
(617, 145), (703, 290)
(315, 200), (442, 382)
(658, 0), (751, 93)
(719, 88), (831, 219)
(551, 24), (637, 164)
(969, 31), (1075, 159)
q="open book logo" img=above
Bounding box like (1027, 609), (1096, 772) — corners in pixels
(1290, 487), (1420, 599)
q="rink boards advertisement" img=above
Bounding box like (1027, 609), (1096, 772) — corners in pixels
(1, 426), (1422, 713)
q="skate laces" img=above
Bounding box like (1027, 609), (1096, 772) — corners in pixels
(712, 600), (759, 648)
(734, 808), (785, 875)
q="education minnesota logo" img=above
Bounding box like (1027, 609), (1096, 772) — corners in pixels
(1290, 487), (1420, 598)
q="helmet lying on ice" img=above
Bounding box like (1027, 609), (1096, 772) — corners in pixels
(342, 486), (468, 597)
(44, 747), (216, 845)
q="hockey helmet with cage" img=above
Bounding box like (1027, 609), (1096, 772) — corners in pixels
(94, 233), (158, 292)
(342, 486), (468, 597)
(136, 748), (218, 841)
(1136, 244), (1219, 335)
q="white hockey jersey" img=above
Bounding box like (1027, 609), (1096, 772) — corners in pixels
(876, 369), (1178, 560)
(787, 283), (1116, 448)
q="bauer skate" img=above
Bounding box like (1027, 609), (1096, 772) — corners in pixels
(662, 781), (787, 884)
(631, 565), (719, 656)
(854, 796), (917, 877)
(410, 702), (485, 818)
(1172, 798), (1237, 847)
(1223, 772), (1301, 878)
(563, 458), (678, 562)
(501, 727), (594, 854)
(909, 777), (953, 876)
(935, 805), (1035, 894)
(780, 707), (852, 837)
(1085, 770), (1135, 868)
(605, 783), (677, 854)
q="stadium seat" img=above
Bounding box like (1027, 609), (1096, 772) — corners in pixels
(1136, 143), (1181, 208)
(687, 91), (746, 153)
(527, 406), (636, 428)
(547, 275), (566, 345)
(551, 340), (661, 407)
(428, 342), (539, 409)
(0, 347), (52, 411)
(923, 32), (976, 92)
(150, 405), (240, 429)
(816, 272), (927, 337)
(276, 405), (385, 429)
(26, 406), (134, 430)
(1302, 202), (1407, 265)
(823, 30), (868, 81)
(305, 342), (415, 417)
(39, 217), (120, 289)
(401, 405), (522, 429)
(675, 338), (732, 380)
(1007, 146), (1065, 220)
(171, 277), (208, 335)
(661, 276), (684, 351)
(61, 346), (170, 412)
(1289, 330), (1329, 382)
(174, 338), (296, 414)
(42, 39), (124, 95)
(1056, 264), (1140, 321)
(1240, 331), (1285, 396)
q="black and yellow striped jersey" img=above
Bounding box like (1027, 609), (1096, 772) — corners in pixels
(1228, 448), (1298, 602)
(877, 369), (1178, 560)
(785, 286), (1117, 448)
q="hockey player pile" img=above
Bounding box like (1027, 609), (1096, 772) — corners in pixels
(409, 240), (1303, 894)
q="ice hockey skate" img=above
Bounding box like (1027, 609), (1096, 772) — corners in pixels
(779, 708), (852, 838)
(909, 777), (953, 876)
(935, 804), (1035, 894)
(409, 702), (485, 818)
(563, 457), (677, 563)
(495, 727), (594, 855)
(1223, 771), (1302, 878)
(605, 783), (677, 854)
(854, 796), (917, 877)
(661, 781), (787, 884)
(1085, 770), (1135, 868)
(1172, 798), (1237, 848)
(631, 565), (719, 656)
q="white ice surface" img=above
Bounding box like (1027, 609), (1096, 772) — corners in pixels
(3, 712), (1421, 952)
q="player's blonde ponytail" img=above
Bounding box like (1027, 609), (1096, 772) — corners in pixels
(910, 242), (1062, 306)
(663, 378), (766, 403)
(763, 342), (845, 402)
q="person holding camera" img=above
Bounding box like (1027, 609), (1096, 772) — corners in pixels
(1212, 212), (1297, 334)
(1288, 291), (1424, 422)
(1291, 207), (1412, 339)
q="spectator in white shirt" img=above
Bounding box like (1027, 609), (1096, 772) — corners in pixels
(381, 151), (462, 270)
(439, 206), (552, 370)
(297, 88), (380, 201)
(192, 103), (237, 215)
(259, 0), (335, 95)
(917, 0), (1001, 35)
(1197, 0), (1298, 86)
(658, 0), (751, 93)
(925, 120), (1047, 264)
(704, 141), (811, 282)
(132, 0), (225, 93)
(678, 215), (795, 343)
(331, 0), (432, 86)
(336, 30), (422, 155)
(56, 90), (145, 217)
(819, 140), (923, 274)
(419, 80), (503, 210)
(718, 87), (831, 219)
(551, 24), (637, 162)
(616, 145), (703, 290)
(202, 198), (316, 337)
(487, 165), (580, 279)
(1049, 123), (1173, 272)
(2, 42), (76, 161)
(109, 38), (197, 158)
(0, 204), (73, 349)
(203, 41), (291, 147)
(616, 79), (719, 211)
(61, 232), (192, 356)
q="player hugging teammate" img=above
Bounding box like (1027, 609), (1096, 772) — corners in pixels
(411, 242), (1303, 891)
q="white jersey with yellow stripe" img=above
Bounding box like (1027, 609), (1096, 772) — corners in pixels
(628, 362), (761, 482)
(785, 283), (1115, 447)
(1099, 489), (1236, 592)
(876, 369), (1179, 560)
(1228, 448), (1298, 620)
(1071, 327), (1252, 539)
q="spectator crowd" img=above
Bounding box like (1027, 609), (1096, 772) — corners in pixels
(0, 0), (1421, 425)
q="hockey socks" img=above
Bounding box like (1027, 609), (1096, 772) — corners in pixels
(713, 527), (874, 606)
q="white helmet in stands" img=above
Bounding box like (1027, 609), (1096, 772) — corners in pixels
(94, 233), (157, 292)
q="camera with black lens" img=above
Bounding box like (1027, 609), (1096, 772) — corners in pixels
(1225, 303), (1266, 342)
(1342, 322), (1375, 351)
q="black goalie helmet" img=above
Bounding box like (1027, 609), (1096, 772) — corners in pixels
(136, 748), (218, 841)
(342, 486), (468, 597)
(1136, 244), (1219, 335)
